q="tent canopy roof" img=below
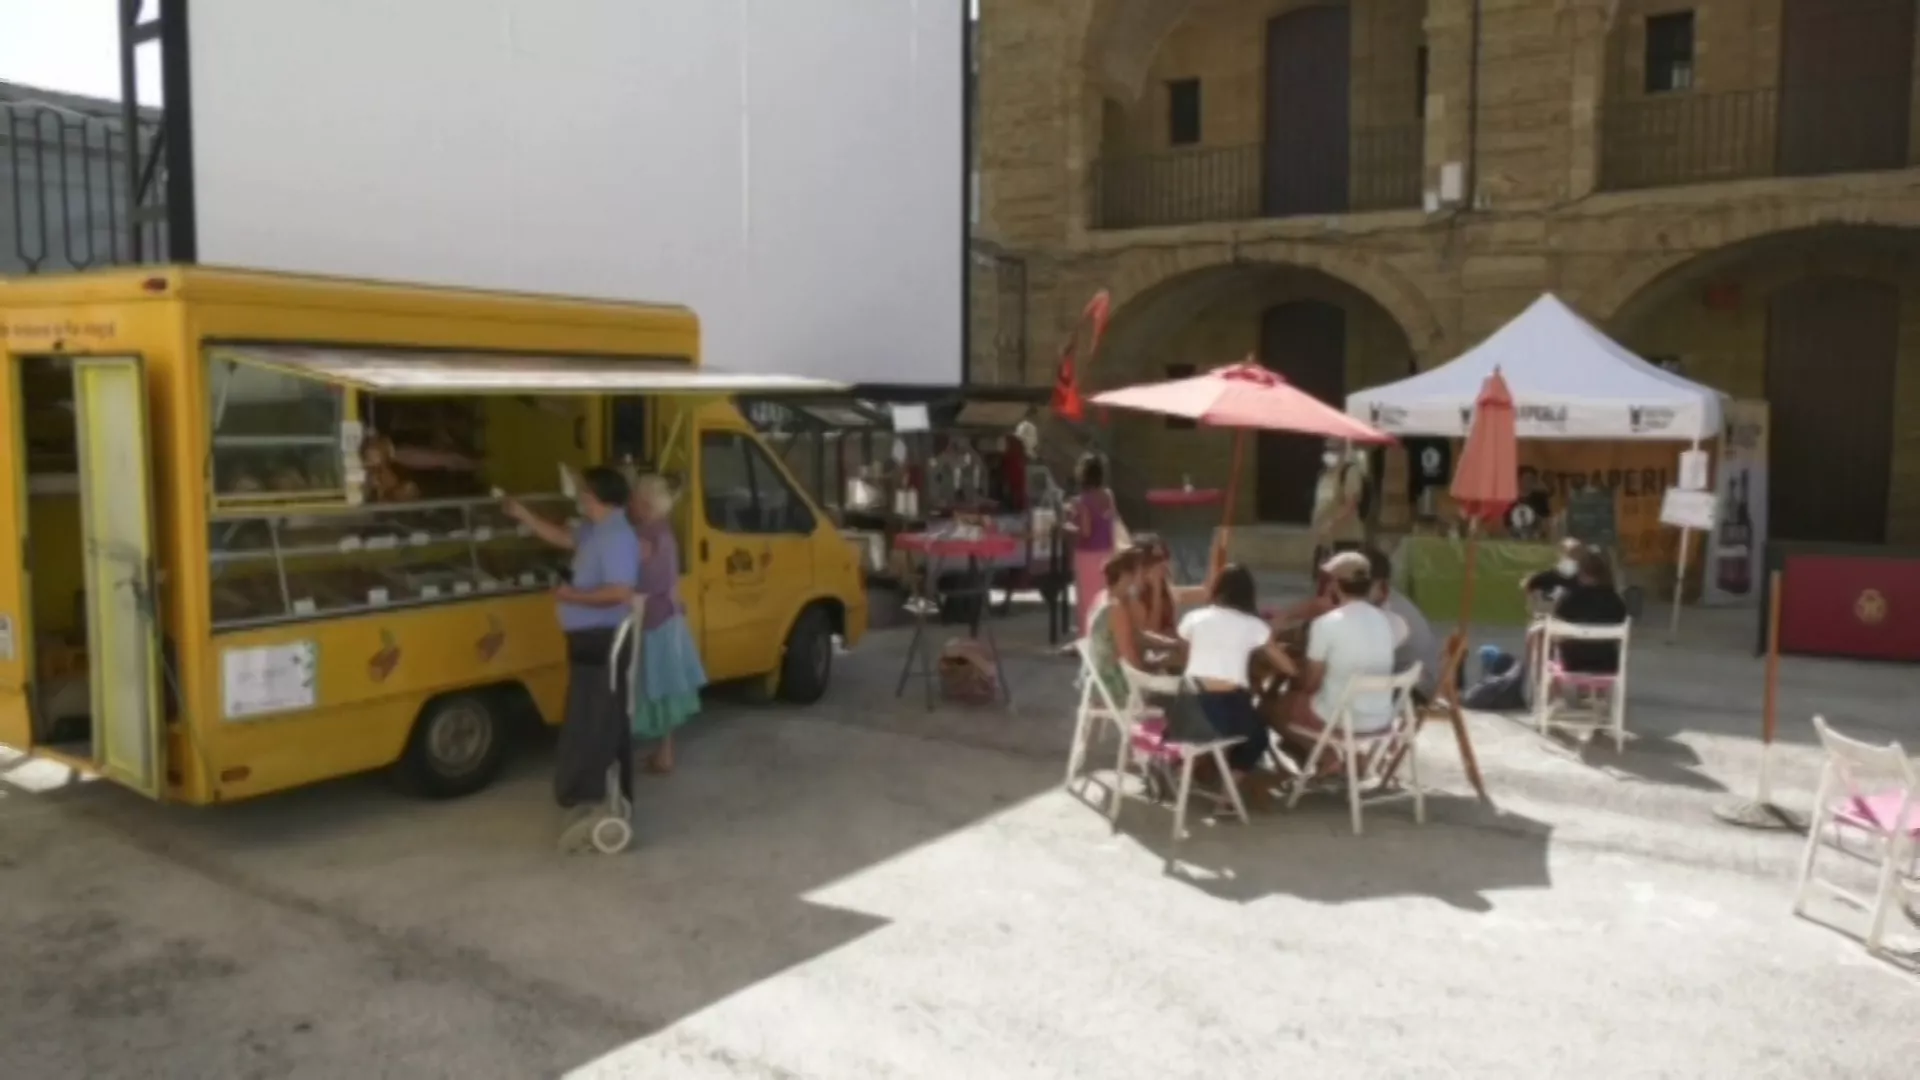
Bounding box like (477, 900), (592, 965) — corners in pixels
(1346, 294), (1725, 441)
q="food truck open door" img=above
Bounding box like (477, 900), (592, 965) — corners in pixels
(72, 357), (166, 797)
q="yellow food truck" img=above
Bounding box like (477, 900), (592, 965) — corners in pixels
(0, 267), (867, 804)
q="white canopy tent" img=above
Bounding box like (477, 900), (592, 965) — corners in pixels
(1346, 294), (1725, 441)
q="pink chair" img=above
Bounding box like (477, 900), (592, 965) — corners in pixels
(1531, 618), (1632, 751)
(1793, 716), (1919, 958)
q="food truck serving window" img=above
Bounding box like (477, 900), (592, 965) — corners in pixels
(209, 356), (349, 503)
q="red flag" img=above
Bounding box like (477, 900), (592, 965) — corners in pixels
(1050, 290), (1109, 424)
(1051, 345), (1084, 421)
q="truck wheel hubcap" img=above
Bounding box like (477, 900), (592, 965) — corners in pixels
(430, 706), (492, 775)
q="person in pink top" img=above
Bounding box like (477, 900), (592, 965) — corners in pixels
(1064, 453), (1117, 638)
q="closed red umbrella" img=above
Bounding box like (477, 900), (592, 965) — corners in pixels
(1451, 370), (1519, 517)
(1449, 370), (1519, 630)
(1091, 358), (1392, 534)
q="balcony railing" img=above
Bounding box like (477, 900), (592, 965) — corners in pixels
(2, 98), (166, 274)
(1091, 123), (1424, 230)
(1600, 83), (1916, 192)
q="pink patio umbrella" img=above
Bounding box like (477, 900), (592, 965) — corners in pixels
(1090, 358), (1392, 535)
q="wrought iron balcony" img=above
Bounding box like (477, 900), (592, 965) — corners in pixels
(1600, 83), (1916, 192)
(1090, 123), (1424, 230)
(2, 96), (165, 275)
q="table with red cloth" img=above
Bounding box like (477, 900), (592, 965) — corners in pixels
(1765, 542), (1920, 663)
(1145, 487), (1223, 587)
(892, 531), (1020, 709)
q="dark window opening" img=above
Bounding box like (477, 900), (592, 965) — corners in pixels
(1165, 363), (1198, 428)
(1644, 11), (1696, 93)
(1167, 78), (1202, 146)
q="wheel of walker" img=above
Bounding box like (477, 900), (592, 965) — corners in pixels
(591, 815), (633, 854)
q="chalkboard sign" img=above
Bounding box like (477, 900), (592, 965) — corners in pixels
(1565, 488), (1618, 549)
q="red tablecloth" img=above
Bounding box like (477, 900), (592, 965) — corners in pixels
(894, 531), (1022, 561)
(1145, 488), (1224, 508)
(1777, 553), (1920, 662)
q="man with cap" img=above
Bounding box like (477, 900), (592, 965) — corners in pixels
(1276, 550), (1398, 767)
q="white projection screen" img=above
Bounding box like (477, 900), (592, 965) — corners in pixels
(181, 1), (967, 386)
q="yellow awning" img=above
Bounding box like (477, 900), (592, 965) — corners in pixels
(207, 344), (848, 396)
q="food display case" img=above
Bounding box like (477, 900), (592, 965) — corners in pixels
(208, 494), (575, 631)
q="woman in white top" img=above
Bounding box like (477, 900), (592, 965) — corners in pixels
(1177, 564), (1296, 780)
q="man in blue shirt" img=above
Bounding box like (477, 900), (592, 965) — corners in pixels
(506, 466), (644, 840)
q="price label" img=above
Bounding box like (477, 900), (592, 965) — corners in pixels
(447, 528), (471, 540)
(367, 587), (390, 606)
(472, 526), (493, 541)
(421, 584), (443, 599)
(452, 581), (473, 596)
(409, 531), (430, 546)
(479, 578), (500, 592)
(519, 572), (538, 587)
(292, 598), (318, 615)
(367, 535), (398, 551)
(338, 536), (364, 552)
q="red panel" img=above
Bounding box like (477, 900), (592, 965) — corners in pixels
(1777, 555), (1920, 662)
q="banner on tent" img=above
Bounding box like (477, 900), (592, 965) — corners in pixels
(1518, 440), (1713, 568)
(1704, 400), (1769, 605)
(1357, 400), (1713, 440)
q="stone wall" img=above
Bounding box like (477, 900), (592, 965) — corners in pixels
(974, 0), (1920, 541)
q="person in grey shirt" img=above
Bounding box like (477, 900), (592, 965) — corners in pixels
(1364, 546), (1440, 702)
(508, 467), (643, 842)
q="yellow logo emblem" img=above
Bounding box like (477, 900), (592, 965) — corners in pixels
(1854, 589), (1888, 626)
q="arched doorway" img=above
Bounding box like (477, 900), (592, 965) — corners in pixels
(1257, 299), (1346, 520)
(1765, 277), (1899, 543)
(1091, 261), (1418, 525)
(1607, 226), (1920, 545)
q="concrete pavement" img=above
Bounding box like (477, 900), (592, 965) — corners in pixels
(1, 598), (1915, 1078)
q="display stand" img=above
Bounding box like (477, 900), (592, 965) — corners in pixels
(892, 532), (1019, 710)
(1145, 488), (1223, 586)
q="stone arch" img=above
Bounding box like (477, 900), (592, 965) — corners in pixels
(1087, 238), (1445, 379)
(1598, 222), (1920, 545)
(1587, 208), (1920, 326)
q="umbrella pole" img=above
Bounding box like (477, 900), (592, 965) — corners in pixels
(1455, 519), (1481, 636)
(1220, 428), (1248, 543)
(1713, 570), (1805, 831)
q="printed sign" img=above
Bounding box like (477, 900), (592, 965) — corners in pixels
(1705, 400), (1769, 605)
(222, 641), (318, 720)
(1629, 405), (1678, 435)
(1660, 488), (1718, 531)
(1678, 449), (1710, 492)
(1366, 403), (1408, 430)
(1519, 440), (1711, 567)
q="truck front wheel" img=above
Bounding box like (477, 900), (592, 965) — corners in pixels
(777, 605), (835, 705)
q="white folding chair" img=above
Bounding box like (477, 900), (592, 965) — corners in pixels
(1065, 636), (1156, 792)
(1793, 716), (1920, 957)
(1111, 661), (1250, 843)
(1532, 618), (1632, 751)
(1287, 665), (1426, 836)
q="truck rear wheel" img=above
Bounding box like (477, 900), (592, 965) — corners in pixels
(777, 605), (835, 705)
(397, 692), (510, 798)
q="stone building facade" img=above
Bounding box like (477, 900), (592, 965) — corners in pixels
(973, 0), (1920, 547)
